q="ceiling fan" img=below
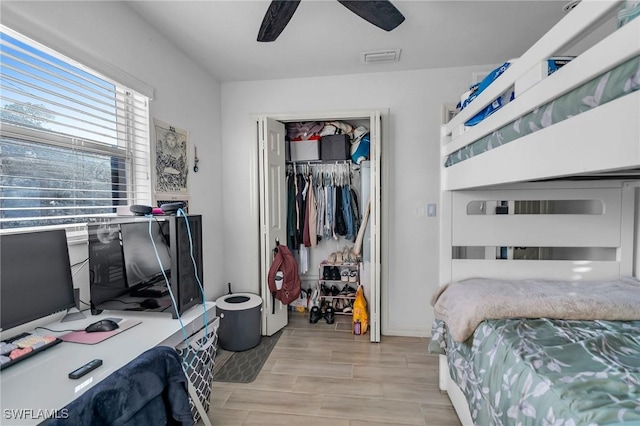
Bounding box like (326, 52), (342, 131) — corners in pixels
(257, 0), (405, 42)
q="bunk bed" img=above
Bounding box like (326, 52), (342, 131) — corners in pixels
(434, 2), (640, 425)
(440, 1), (640, 191)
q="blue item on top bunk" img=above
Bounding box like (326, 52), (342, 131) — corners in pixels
(444, 55), (640, 168)
(546, 57), (574, 75)
(463, 91), (515, 127)
(459, 61), (511, 110)
(458, 61), (514, 126)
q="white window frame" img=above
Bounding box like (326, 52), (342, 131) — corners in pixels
(0, 25), (152, 237)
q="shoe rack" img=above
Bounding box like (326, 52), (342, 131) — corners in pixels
(317, 261), (359, 315)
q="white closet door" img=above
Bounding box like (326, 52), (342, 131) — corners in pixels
(369, 111), (381, 342)
(258, 117), (288, 336)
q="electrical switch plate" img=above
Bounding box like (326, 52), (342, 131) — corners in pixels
(427, 203), (437, 217)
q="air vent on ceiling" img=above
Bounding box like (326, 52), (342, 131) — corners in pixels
(361, 49), (401, 64)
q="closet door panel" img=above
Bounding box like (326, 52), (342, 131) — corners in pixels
(259, 117), (288, 336)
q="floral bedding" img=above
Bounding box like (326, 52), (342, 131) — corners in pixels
(429, 318), (640, 425)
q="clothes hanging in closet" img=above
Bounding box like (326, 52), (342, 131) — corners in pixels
(286, 163), (361, 253)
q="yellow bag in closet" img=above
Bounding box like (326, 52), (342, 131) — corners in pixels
(352, 285), (368, 335)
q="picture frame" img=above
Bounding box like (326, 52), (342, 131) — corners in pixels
(153, 118), (190, 199)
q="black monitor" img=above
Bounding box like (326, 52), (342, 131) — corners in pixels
(1, 229), (76, 331)
(167, 214), (204, 315)
(120, 220), (171, 289)
(88, 222), (128, 312)
(88, 215), (203, 318)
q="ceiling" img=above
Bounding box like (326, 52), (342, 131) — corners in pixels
(125, 0), (570, 83)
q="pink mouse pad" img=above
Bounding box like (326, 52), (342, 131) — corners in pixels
(59, 319), (141, 345)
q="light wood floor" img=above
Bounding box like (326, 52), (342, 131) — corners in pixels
(204, 311), (461, 426)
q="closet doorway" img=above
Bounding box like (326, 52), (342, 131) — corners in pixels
(256, 110), (383, 342)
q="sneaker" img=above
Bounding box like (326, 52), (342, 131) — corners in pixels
(341, 270), (349, 282)
(309, 306), (322, 324)
(346, 285), (357, 297)
(349, 270), (357, 283)
(310, 288), (320, 308)
(324, 306), (335, 324)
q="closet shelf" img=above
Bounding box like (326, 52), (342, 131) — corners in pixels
(319, 295), (356, 300)
(321, 262), (359, 267)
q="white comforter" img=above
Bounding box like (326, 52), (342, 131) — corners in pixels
(431, 276), (640, 342)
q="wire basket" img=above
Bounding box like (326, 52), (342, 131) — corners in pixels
(175, 319), (219, 423)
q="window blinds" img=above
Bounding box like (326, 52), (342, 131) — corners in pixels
(0, 26), (151, 229)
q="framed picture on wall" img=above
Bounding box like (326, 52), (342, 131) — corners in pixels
(153, 118), (189, 199)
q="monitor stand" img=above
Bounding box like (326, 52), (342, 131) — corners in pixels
(61, 307), (86, 322)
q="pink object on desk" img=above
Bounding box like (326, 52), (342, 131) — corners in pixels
(60, 319), (141, 345)
(152, 207), (165, 215)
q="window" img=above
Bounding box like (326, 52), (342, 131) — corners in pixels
(0, 26), (151, 230)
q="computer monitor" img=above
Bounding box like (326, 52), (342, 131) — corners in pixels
(88, 222), (128, 312)
(88, 215), (203, 318)
(167, 214), (204, 316)
(0, 229), (76, 331)
(120, 220), (171, 289)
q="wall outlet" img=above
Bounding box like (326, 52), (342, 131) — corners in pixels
(427, 203), (437, 217)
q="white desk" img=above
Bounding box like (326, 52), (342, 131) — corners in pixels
(0, 301), (216, 425)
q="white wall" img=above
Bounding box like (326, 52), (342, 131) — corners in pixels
(220, 67), (486, 336)
(1, 1), (224, 310)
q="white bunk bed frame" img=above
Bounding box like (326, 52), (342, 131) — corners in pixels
(438, 180), (637, 426)
(441, 0), (640, 191)
(437, 2), (640, 424)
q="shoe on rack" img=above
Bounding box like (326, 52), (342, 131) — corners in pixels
(341, 270), (349, 282)
(349, 270), (358, 283)
(323, 266), (332, 281)
(309, 306), (323, 324)
(340, 284), (356, 296)
(330, 285), (340, 296)
(320, 284), (330, 296)
(310, 288), (320, 308)
(350, 247), (359, 263)
(332, 299), (343, 313)
(342, 246), (352, 264)
(331, 267), (341, 281)
(324, 306), (335, 324)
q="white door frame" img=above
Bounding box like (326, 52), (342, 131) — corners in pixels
(254, 109), (387, 342)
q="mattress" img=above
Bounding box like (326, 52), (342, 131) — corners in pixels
(445, 55), (640, 168)
(429, 318), (640, 425)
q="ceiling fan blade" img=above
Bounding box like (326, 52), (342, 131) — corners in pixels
(337, 0), (405, 32)
(257, 0), (302, 42)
